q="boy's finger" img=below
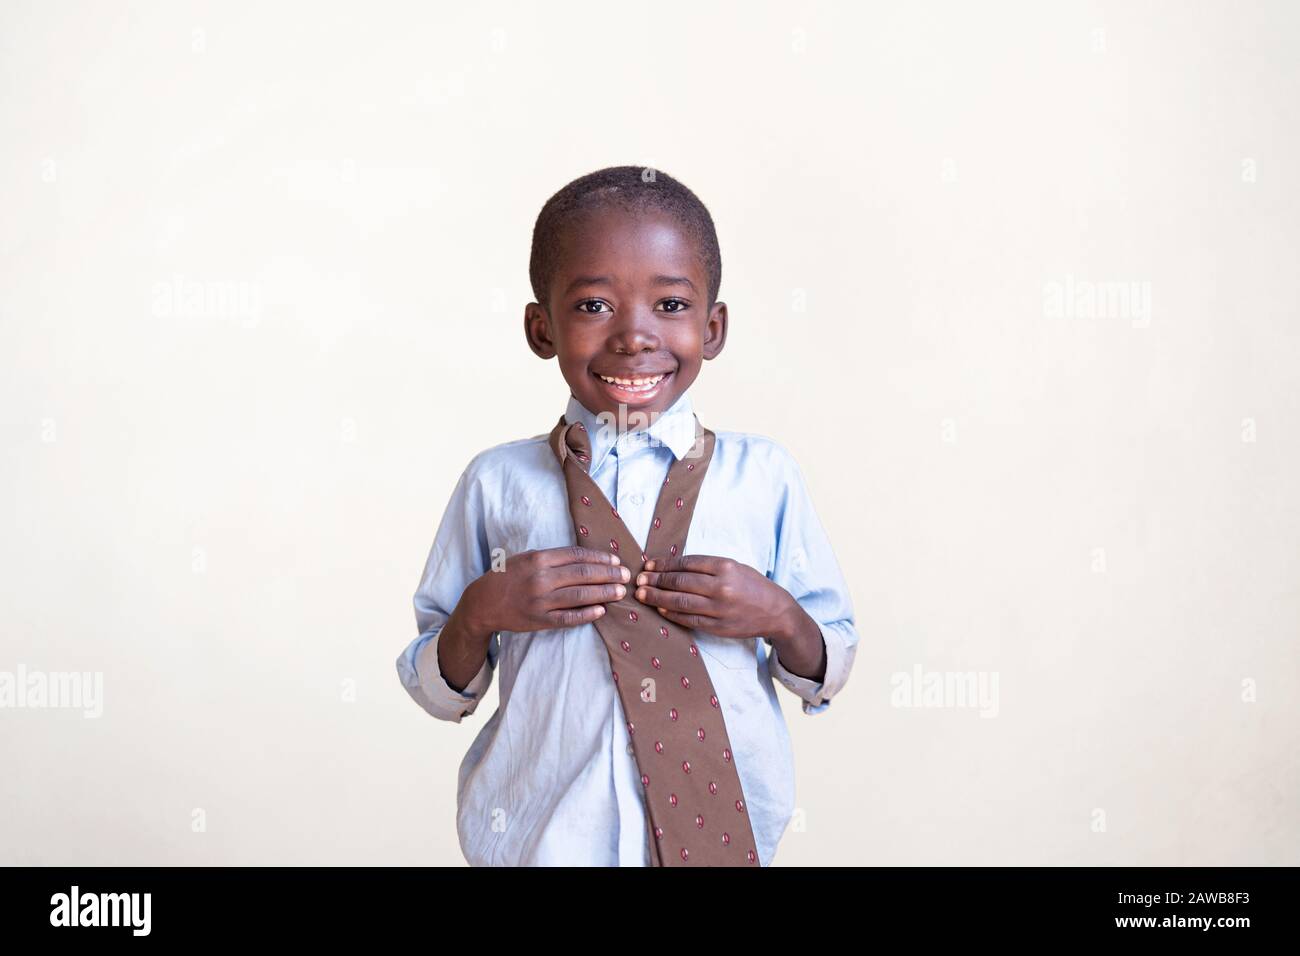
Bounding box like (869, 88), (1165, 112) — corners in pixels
(549, 546), (621, 566)
(550, 562), (631, 587)
(635, 570), (714, 595)
(658, 608), (714, 631)
(634, 586), (716, 616)
(644, 554), (716, 574)
(545, 604), (607, 628)
(548, 582), (627, 609)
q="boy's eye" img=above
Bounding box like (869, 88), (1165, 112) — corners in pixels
(574, 298), (690, 315)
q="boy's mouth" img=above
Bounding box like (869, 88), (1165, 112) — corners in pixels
(590, 369), (674, 405)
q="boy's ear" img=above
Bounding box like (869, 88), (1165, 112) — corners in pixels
(524, 302), (556, 359)
(702, 301), (728, 360)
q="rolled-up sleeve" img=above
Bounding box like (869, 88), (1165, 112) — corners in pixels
(764, 445), (859, 715)
(395, 462), (500, 722)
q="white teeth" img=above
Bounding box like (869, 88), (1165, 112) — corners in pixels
(597, 373), (666, 389)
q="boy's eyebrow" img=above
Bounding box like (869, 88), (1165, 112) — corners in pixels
(564, 276), (611, 295)
(562, 275), (697, 295)
(653, 275), (696, 292)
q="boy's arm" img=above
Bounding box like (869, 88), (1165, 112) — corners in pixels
(395, 463), (500, 723)
(764, 445), (860, 716)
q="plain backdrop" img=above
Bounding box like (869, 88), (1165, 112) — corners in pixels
(1, 0), (1297, 865)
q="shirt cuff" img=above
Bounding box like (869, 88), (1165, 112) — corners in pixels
(767, 619), (843, 715)
(396, 626), (494, 723)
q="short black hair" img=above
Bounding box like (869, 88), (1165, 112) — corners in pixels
(529, 165), (722, 312)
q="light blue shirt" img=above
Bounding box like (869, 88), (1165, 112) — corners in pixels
(395, 388), (858, 865)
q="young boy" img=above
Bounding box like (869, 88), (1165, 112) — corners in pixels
(396, 166), (858, 866)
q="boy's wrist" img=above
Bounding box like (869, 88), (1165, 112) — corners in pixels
(454, 575), (498, 643)
(768, 596), (826, 682)
(766, 590), (807, 644)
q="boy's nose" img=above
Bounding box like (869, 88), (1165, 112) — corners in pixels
(607, 307), (662, 352)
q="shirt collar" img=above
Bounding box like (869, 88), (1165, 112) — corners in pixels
(563, 389), (698, 474)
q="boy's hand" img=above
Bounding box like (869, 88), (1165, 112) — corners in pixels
(465, 546), (631, 634)
(632, 554), (797, 640)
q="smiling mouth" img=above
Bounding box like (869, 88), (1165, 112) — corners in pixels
(590, 369), (674, 401)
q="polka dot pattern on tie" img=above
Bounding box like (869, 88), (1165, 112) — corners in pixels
(548, 412), (761, 867)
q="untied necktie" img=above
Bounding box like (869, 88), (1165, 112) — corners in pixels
(548, 411), (761, 866)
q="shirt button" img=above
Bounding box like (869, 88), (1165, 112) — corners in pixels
(627, 742), (635, 755)
(630, 492), (644, 505)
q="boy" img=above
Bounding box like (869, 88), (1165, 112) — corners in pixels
(396, 166), (858, 866)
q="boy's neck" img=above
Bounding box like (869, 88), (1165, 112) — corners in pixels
(568, 388), (692, 435)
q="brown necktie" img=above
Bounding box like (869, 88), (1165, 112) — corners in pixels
(549, 411), (761, 867)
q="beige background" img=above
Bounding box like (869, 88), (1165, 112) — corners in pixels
(2, 0), (1296, 865)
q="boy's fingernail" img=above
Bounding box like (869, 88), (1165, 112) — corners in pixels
(636, 573), (646, 585)
(645, 560), (655, 570)
(611, 555), (621, 565)
(621, 567), (631, 581)
(616, 585), (626, 597)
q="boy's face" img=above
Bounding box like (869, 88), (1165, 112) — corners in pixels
(525, 206), (727, 428)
